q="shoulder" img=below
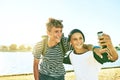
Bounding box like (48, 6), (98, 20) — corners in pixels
(33, 40), (44, 50)
(32, 40), (44, 54)
(35, 41), (43, 47)
(61, 36), (68, 41)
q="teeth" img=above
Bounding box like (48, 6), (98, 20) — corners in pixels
(76, 44), (82, 48)
(77, 44), (81, 46)
(77, 44), (83, 47)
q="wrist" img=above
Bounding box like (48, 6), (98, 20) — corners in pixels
(93, 46), (101, 51)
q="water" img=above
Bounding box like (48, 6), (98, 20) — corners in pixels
(102, 51), (120, 68)
(0, 52), (33, 75)
(0, 51), (120, 75)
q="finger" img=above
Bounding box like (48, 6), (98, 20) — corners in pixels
(100, 49), (106, 53)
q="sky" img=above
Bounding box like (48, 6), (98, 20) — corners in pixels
(0, 0), (120, 46)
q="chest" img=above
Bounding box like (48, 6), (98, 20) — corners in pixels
(44, 45), (63, 60)
(70, 51), (101, 67)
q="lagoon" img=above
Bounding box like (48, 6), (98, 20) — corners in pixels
(0, 51), (120, 75)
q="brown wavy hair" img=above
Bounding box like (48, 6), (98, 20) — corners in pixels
(46, 18), (63, 31)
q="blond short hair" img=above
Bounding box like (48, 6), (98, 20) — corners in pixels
(46, 18), (63, 31)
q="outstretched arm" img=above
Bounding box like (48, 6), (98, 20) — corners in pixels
(98, 33), (118, 61)
(94, 33), (118, 61)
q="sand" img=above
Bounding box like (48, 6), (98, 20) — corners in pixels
(0, 68), (120, 80)
(99, 67), (120, 80)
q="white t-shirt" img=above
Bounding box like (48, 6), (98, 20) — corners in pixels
(70, 51), (102, 80)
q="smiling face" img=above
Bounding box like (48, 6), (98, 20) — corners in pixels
(47, 27), (63, 43)
(70, 32), (84, 49)
(46, 18), (63, 44)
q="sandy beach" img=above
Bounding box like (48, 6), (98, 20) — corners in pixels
(0, 67), (120, 80)
(99, 67), (120, 80)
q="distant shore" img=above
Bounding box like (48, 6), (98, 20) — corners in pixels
(0, 50), (32, 52)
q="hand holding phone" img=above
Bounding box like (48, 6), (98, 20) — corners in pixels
(97, 31), (107, 48)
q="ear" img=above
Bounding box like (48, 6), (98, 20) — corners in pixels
(69, 41), (72, 45)
(47, 30), (50, 36)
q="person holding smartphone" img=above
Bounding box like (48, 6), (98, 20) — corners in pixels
(95, 31), (118, 61)
(68, 29), (118, 80)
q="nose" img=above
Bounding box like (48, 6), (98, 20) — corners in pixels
(77, 39), (82, 43)
(57, 31), (62, 37)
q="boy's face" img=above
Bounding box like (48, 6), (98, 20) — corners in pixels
(47, 27), (63, 43)
(70, 32), (84, 49)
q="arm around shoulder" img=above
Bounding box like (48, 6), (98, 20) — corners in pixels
(83, 44), (93, 51)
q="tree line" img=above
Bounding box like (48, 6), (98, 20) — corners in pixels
(0, 44), (32, 52)
(0, 43), (119, 52)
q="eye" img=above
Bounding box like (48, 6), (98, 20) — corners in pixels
(79, 37), (83, 40)
(60, 30), (62, 33)
(73, 38), (77, 41)
(55, 31), (59, 33)
(55, 30), (62, 33)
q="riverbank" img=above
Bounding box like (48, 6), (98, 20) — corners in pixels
(0, 72), (75, 80)
(0, 67), (120, 80)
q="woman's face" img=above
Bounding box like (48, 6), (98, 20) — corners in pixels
(70, 32), (84, 49)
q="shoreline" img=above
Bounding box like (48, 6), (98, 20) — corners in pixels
(0, 73), (33, 77)
(0, 67), (120, 80)
(0, 67), (120, 77)
(0, 70), (74, 77)
(101, 66), (120, 69)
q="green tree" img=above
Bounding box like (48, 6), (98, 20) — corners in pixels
(19, 44), (26, 50)
(9, 44), (17, 50)
(26, 45), (32, 51)
(0, 45), (8, 51)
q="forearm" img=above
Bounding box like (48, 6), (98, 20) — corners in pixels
(93, 45), (118, 61)
(100, 34), (118, 61)
(33, 65), (39, 80)
(107, 46), (118, 61)
(33, 58), (40, 80)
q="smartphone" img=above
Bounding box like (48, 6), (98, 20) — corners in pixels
(97, 31), (107, 48)
(97, 31), (103, 37)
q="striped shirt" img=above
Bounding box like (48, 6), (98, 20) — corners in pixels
(32, 37), (69, 77)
